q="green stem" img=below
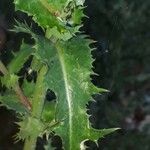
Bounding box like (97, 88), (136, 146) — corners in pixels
(32, 65), (47, 118)
(0, 60), (32, 110)
(23, 65), (47, 150)
(24, 136), (37, 150)
(0, 60), (8, 75)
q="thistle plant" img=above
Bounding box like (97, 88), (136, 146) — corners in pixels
(0, 0), (118, 149)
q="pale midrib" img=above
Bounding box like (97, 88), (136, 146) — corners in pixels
(56, 45), (73, 149)
(39, 0), (60, 17)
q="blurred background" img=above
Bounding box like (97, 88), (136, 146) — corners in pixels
(0, 0), (150, 149)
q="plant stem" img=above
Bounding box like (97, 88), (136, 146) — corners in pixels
(14, 84), (32, 110)
(23, 136), (37, 150)
(23, 66), (47, 150)
(0, 60), (32, 110)
(0, 60), (8, 75)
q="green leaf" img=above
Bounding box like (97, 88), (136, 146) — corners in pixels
(72, 7), (84, 24)
(8, 43), (33, 74)
(31, 34), (116, 149)
(22, 80), (35, 98)
(14, 0), (84, 40)
(16, 116), (45, 141)
(45, 26), (80, 41)
(1, 74), (19, 89)
(0, 91), (27, 113)
(41, 0), (67, 12)
(47, 37), (118, 149)
(14, 0), (61, 29)
(41, 101), (56, 123)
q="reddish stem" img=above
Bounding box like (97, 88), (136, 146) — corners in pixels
(0, 60), (32, 110)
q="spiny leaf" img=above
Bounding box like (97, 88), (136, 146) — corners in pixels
(29, 33), (117, 149)
(16, 116), (45, 141)
(11, 20), (33, 35)
(1, 74), (19, 89)
(14, 0), (84, 40)
(45, 26), (80, 41)
(71, 7), (84, 24)
(46, 37), (117, 149)
(14, 0), (61, 29)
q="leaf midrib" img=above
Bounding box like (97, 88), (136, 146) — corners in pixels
(56, 43), (73, 148)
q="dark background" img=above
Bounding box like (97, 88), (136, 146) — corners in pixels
(0, 0), (150, 149)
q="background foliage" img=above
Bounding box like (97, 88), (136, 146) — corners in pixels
(83, 0), (150, 149)
(0, 0), (150, 149)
